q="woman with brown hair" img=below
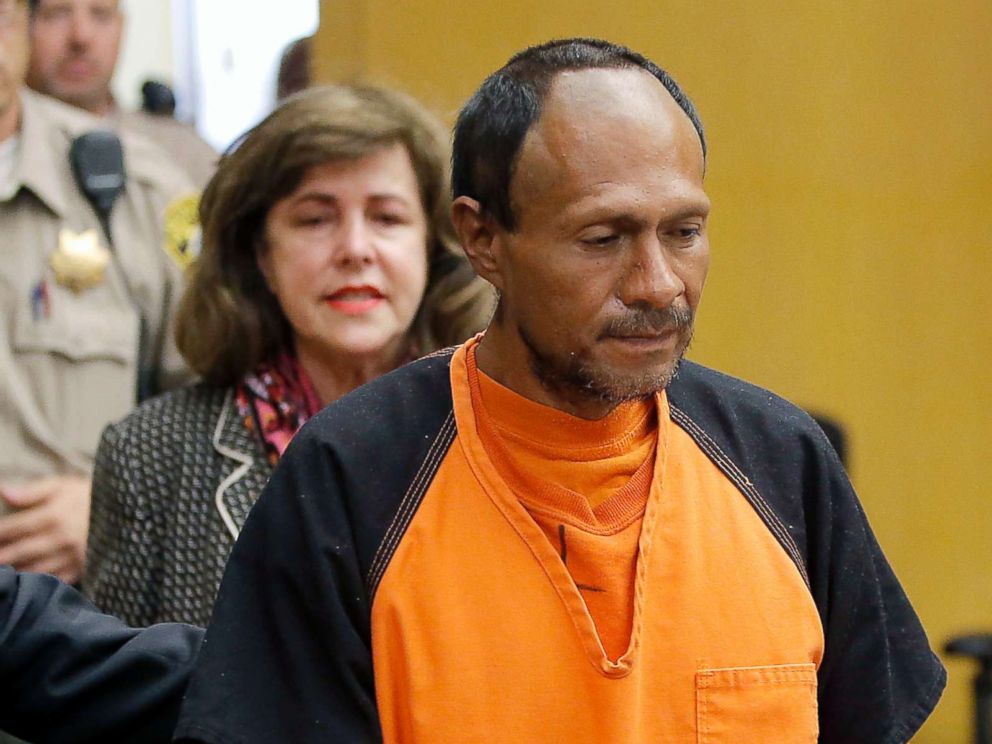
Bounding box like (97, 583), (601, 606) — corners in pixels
(82, 84), (492, 627)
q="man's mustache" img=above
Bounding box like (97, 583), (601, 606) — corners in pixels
(600, 304), (694, 337)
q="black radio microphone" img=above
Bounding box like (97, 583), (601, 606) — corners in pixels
(69, 130), (126, 246)
(68, 130), (156, 402)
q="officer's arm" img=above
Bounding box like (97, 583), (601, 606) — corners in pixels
(0, 565), (203, 744)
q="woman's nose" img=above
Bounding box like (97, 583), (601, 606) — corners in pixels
(332, 214), (374, 265)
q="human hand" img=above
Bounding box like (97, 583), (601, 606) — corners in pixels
(0, 475), (92, 583)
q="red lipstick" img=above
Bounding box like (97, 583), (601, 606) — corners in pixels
(325, 285), (385, 315)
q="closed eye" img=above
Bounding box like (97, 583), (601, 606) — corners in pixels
(296, 216), (330, 227)
(372, 212), (408, 227)
(581, 233), (621, 248)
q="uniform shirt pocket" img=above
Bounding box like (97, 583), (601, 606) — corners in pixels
(11, 285), (139, 462)
(696, 663), (818, 744)
(13, 296), (137, 362)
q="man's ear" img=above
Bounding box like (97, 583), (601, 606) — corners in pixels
(451, 196), (505, 292)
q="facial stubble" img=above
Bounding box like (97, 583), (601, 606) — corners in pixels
(518, 303), (694, 413)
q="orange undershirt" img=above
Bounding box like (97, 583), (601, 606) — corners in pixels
(468, 347), (658, 660)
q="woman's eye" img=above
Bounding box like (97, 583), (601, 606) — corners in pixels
(292, 209), (339, 228)
(294, 214), (330, 228)
(373, 213), (406, 227)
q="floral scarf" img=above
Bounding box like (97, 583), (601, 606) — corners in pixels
(235, 352), (322, 466)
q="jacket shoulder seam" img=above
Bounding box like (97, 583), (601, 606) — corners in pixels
(366, 410), (457, 599)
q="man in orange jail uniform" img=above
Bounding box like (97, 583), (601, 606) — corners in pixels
(174, 38), (944, 744)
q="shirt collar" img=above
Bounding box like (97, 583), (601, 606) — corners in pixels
(0, 134), (20, 201)
(9, 88), (72, 216)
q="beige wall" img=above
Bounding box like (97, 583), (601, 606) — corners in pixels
(316, 2), (992, 739)
(112, 0), (174, 111)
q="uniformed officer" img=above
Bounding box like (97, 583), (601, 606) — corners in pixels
(25, 0), (217, 187)
(0, 0), (196, 585)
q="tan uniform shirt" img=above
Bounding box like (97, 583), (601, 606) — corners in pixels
(111, 109), (217, 188)
(0, 89), (195, 485)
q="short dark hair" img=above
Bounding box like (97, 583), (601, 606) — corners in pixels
(452, 38), (706, 231)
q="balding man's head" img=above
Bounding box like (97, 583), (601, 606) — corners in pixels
(452, 38), (705, 232)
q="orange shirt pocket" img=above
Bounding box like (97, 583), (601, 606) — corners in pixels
(696, 663), (818, 744)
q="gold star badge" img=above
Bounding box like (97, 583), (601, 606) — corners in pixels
(49, 228), (111, 292)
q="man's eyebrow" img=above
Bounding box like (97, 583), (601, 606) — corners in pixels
(567, 199), (711, 227)
(660, 201), (711, 221)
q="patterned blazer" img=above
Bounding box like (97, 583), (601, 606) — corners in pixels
(84, 384), (273, 627)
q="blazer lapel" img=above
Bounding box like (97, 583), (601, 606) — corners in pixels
(211, 389), (272, 540)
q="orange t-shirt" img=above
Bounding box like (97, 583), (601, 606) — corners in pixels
(471, 349), (658, 661)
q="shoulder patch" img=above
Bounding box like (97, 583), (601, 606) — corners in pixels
(163, 193), (201, 269)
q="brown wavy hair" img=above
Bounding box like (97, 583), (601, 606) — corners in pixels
(176, 84), (493, 386)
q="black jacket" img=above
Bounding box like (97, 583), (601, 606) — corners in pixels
(175, 351), (945, 744)
(0, 566), (202, 743)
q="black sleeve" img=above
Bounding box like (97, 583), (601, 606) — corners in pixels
(668, 362), (945, 744)
(801, 435), (946, 744)
(173, 423), (381, 744)
(0, 566), (202, 744)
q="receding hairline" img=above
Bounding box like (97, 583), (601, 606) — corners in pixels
(537, 65), (700, 138)
(507, 66), (706, 220)
(504, 48), (705, 153)
(451, 37), (707, 232)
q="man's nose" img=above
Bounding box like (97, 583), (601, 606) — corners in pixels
(618, 237), (684, 308)
(332, 214), (375, 266)
(69, 11), (95, 45)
